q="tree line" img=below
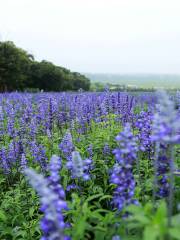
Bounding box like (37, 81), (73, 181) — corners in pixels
(0, 41), (90, 92)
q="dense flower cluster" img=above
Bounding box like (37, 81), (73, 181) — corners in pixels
(110, 123), (138, 211)
(0, 106), (3, 139)
(152, 91), (180, 144)
(71, 151), (93, 181)
(25, 156), (70, 240)
(155, 146), (170, 198)
(0, 147), (10, 174)
(103, 143), (110, 156)
(151, 91), (180, 198)
(48, 155), (66, 200)
(136, 111), (153, 153)
(59, 131), (74, 163)
(0, 90), (179, 239)
(152, 92), (180, 201)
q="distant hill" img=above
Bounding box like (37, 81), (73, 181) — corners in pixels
(85, 73), (180, 89)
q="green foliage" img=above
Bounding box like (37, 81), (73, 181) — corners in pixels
(0, 112), (179, 239)
(0, 41), (90, 92)
(0, 41), (32, 91)
(125, 201), (180, 240)
(0, 179), (41, 239)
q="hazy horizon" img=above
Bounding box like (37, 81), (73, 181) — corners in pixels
(0, 0), (180, 74)
(85, 73), (180, 89)
(83, 73), (180, 76)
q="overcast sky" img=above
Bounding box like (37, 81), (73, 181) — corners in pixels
(0, 0), (180, 74)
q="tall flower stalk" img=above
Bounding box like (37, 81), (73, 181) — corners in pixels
(151, 90), (180, 226)
(24, 155), (70, 240)
(110, 123), (138, 211)
(71, 151), (92, 181)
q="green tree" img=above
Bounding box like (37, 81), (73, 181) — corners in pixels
(0, 41), (90, 92)
(0, 41), (32, 91)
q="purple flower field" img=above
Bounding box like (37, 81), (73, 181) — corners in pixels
(0, 90), (180, 240)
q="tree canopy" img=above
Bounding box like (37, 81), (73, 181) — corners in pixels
(0, 41), (90, 92)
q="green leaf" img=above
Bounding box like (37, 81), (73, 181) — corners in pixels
(154, 201), (167, 224)
(99, 195), (112, 202)
(126, 204), (143, 214)
(89, 211), (103, 220)
(144, 226), (159, 240)
(29, 207), (35, 218)
(86, 193), (104, 202)
(95, 230), (106, 240)
(0, 210), (7, 222)
(172, 214), (180, 227)
(144, 202), (153, 215)
(73, 217), (87, 240)
(134, 215), (150, 225)
(169, 228), (180, 240)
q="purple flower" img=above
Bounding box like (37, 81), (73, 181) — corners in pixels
(103, 143), (110, 156)
(87, 144), (93, 160)
(0, 147), (10, 174)
(30, 141), (48, 171)
(48, 155), (66, 200)
(72, 151), (84, 178)
(0, 106), (4, 138)
(112, 235), (121, 240)
(151, 91), (180, 226)
(21, 153), (27, 170)
(24, 168), (70, 240)
(71, 151), (93, 181)
(59, 131), (74, 162)
(135, 111), (153, 153)
(110, 123), (138, 211)
(151, 91), (180, 144)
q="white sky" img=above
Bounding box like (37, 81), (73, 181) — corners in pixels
(0, 0), (180, 74)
